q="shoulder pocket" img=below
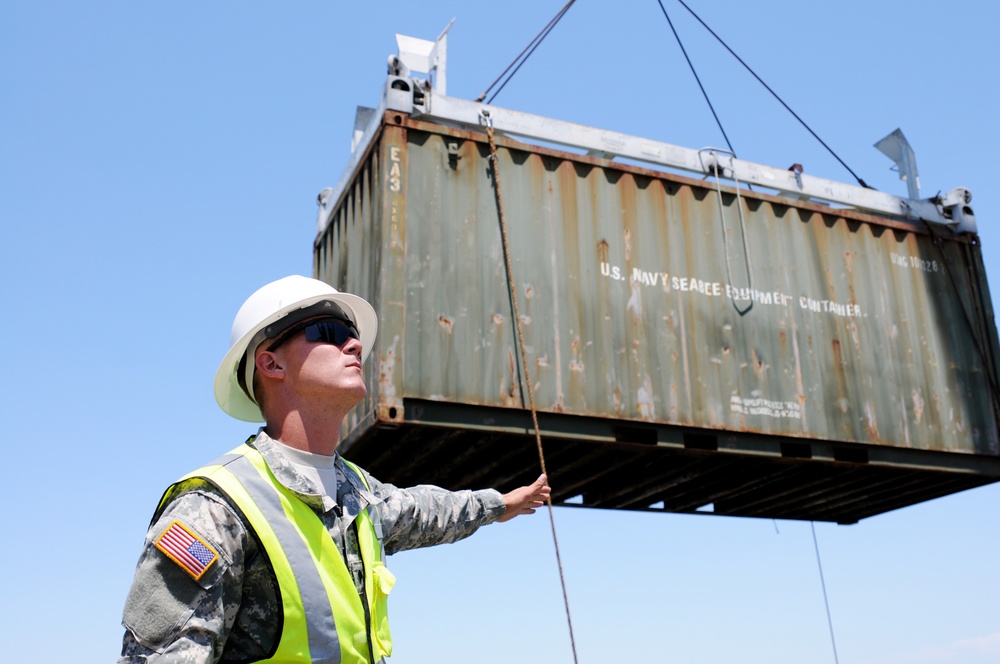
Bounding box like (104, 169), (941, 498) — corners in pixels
(122, 530), (231, 649)
(122, 497), (238, 649)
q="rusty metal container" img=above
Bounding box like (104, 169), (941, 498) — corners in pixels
(314, 110), (1000, 524)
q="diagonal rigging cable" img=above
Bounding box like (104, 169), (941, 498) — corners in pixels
(657, 0), (755, 313)
(655, 7), (843, 658)
(656, 0), (738, 159)
(673, 0), (871, 188)
(476, 0), (577, 105)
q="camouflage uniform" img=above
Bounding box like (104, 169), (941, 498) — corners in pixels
(119, 430), (506, 663)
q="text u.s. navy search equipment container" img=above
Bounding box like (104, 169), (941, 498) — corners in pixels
(313, 33), (1000, 524)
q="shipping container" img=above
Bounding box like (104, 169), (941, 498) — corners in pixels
(313, 38), (1000, 524)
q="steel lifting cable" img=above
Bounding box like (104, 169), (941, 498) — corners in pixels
(483, 111), (580, 664)
(672, 0), (871, 189)
(656, 0), (738, 160)
(658, 0), (757, 316)
(654, 8), (841, 656)
(476, 0), (577, 105)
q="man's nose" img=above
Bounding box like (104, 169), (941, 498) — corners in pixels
(343, 336), (363, 358)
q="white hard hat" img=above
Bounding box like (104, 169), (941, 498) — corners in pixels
(214, 275), (378, 422)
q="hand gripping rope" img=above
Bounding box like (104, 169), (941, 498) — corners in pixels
(483, 109), (580, 664)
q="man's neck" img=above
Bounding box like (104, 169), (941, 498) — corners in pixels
(264, 408), (345, 456)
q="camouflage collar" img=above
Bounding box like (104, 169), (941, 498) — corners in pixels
(249, 430), (332, 512)
(249, 429), (380, 520)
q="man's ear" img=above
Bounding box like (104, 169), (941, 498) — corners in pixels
(255, 350), (285, 380)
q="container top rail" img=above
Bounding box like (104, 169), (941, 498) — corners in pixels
(317, 32), (976, 239)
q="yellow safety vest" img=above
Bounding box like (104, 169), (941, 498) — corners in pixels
(160, 442), (394, 663)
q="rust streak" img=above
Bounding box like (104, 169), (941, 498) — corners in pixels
(570, 336), (584, 373)
(377, 335), (402, 420)
(597, 239), (609, 263)
(502, 348), (520, 407)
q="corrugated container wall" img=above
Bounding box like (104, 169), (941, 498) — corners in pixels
(315, 113), (1000, 523)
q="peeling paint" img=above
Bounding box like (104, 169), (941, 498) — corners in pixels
(626, 281), (642, 315)
(751, 348), (768, 379)
(864, 401), (880, 440)
(321, 122), (1000, 470)
(377, 334), (403, 420)
(637, 376), (655, 421)
(900, 395), (911, 447)
(709, 402), (722, 425)
(912, 389), (925, 424)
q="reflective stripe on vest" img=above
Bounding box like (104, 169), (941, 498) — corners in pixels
(160, 443), (393, 663)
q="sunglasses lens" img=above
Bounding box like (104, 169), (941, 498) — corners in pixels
(267, 316), (360, 352)
(304, 320), (359, 346)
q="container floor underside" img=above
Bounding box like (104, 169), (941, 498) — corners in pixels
(340, 399), (1000, 525)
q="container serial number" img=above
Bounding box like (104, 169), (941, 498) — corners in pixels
(890, 252), (938, 273)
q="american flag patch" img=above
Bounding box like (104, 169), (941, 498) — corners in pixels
(154, 520), (218, 580)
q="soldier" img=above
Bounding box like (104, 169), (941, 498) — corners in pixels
(119, 275), (550, 663)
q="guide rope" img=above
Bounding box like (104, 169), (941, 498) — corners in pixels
(483, 110), (580, 664)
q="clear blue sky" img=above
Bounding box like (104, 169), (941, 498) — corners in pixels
(3, 2), (998, 662)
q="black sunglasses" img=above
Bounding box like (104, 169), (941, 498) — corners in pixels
(266, 317), (359, 352)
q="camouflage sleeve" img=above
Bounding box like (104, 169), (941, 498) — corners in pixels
(366, 476), (507, 555)
(118, 482), (249, 664)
